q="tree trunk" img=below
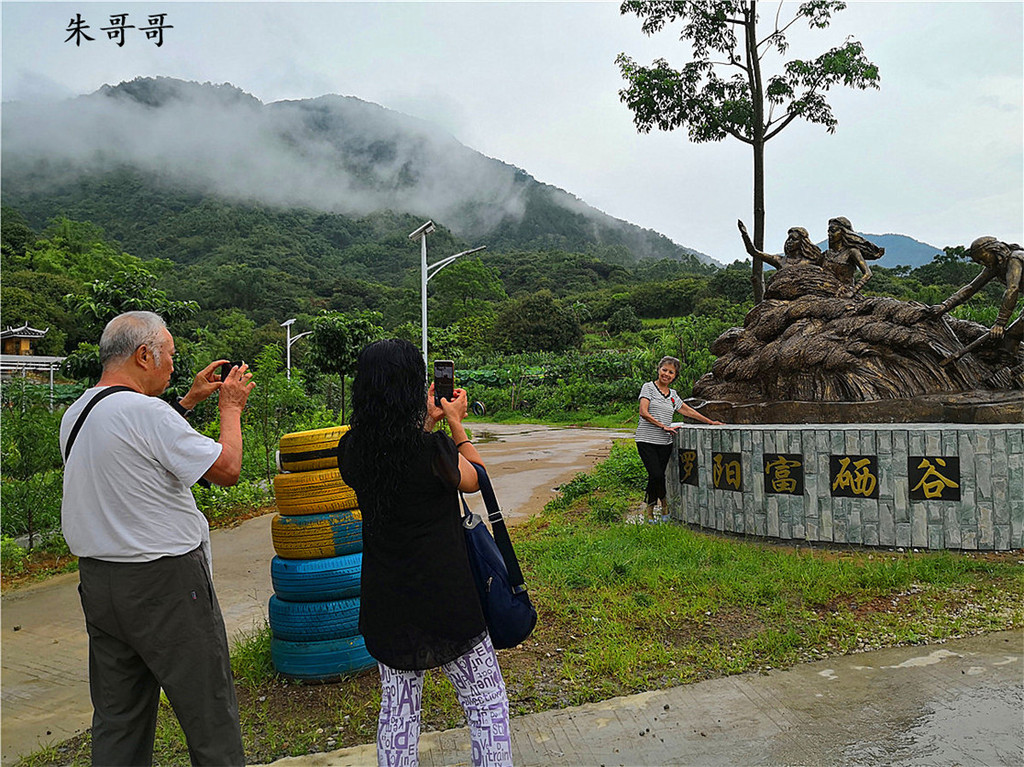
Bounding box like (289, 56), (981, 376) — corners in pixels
(340, 375), (346, 424)
(746, 1), (766, 304)
(752, 139), (765, 304)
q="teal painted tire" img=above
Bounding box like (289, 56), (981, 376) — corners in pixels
(270, 510), (362, 559)
(271, 634), (376, 681)
(271, 554), (362, 602)
(268, 595), (360, 642)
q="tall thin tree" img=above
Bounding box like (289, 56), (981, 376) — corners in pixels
(617, 1), (880, 302)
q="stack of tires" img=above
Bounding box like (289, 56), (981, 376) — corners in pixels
(268, 426), (376, 681)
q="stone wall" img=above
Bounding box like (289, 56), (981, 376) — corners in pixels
(667, 424), (1023, 551)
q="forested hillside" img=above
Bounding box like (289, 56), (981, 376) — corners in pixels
(2, 77), (711, 266)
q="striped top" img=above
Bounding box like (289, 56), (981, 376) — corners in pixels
(635, 380), (681, 445)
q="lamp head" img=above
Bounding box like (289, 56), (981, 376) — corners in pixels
(409, 220), (436, 240)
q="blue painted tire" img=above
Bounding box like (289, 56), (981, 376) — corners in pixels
(270, 510), (362, 559)
(271, 554), (362, 602)
(271, 634), (376, 681)
(268, 595), (360, 642)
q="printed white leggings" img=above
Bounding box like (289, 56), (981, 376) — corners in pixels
(376, 634), (513, 767)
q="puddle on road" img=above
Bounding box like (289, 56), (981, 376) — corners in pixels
(843, 684), (1023, 766)
(473, 431), (503, 444)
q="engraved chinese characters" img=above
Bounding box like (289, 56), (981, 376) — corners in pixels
(764, 454), (804, 496)
(909, 457), (961, 501)
(830, 455), (879, 499)
(678, 450), (698, 487)
(685, 448), (964, 506)
(712, 453), (742, 491)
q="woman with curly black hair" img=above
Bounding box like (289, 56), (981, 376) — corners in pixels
(337, 339), (512, 767)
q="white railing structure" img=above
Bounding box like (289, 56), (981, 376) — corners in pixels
(0, 355), (67, 407)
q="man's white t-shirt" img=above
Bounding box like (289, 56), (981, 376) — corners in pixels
(60, 387), (222, 564)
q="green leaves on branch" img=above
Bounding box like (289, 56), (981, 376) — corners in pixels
(617, 1), (879, 145)
(492, 290), (583, 354)
(307, 311), (386, 379)
(307, 311), (385, 422)
(60, 343), (103, 383)
(617, 0), (879, 303)
(429, 257), (506, 325)
(65, 264), (199, 326)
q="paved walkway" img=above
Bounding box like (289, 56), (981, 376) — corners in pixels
(263, 630), (1023, 767)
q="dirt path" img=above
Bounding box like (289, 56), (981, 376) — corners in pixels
(0, 422), (627, 765)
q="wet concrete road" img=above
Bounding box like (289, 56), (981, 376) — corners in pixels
(264, 630), (1023, 767)
(0, 422), (625, 764)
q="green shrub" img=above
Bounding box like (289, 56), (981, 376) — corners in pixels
(193, 480), (273, 522)
(1, 536), (29, 576)
(592, 440), (646, 493)
(38, 528), (72, 557)
(951, 303), (1000, 326)
(589, 495), (626, 525)
(555, 472), (596, 505)
(0, 472), (64, 540)
(231, 622), (275, 687)
(607, 306), (642, 334)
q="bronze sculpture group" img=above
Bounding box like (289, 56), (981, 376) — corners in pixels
(691, 218), (1023, 422)
(738, 217), (885, 299)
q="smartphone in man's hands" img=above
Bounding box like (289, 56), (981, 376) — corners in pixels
(433, 360), (455, 406)
(220, 362), (243, 382)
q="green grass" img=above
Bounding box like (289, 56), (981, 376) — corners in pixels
(18, 439), (1023, 766)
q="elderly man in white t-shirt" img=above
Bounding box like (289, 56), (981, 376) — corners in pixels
(60, 311), (255, 766)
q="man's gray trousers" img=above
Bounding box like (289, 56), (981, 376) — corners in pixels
(77, 547), (245, 766)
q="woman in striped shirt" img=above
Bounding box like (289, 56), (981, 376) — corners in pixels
(636, 356), (723, 523)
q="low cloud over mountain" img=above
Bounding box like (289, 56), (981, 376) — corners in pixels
(2, 77), (711, 264)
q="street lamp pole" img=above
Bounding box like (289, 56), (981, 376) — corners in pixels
(408, 221), (486, 373)
(280, 318), (311, 380)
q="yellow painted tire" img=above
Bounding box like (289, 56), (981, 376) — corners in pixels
(271, 510), (363, 559)
(278, 426), (349, 473)
(274, 468), (358, 515)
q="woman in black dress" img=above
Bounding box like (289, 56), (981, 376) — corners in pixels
(337, 339), (512, 767)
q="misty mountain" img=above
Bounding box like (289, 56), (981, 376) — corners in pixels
(815, 232), (945, 269)
(1, 76), (712, 266)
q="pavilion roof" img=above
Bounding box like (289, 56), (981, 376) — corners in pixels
(1, 324), (49, 339)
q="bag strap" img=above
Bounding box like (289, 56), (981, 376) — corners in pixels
(466, 462), (528, 592)
(63, 386), (135, 462)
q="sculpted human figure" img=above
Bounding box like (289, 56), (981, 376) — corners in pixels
(824, 216), (884, 297)
(932, 236), (1024, 349)
(737, 220), (823, 269)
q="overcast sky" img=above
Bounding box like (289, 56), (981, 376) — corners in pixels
(2, 1), (1021, 263)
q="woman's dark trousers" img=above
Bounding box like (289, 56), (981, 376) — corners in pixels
(636, 441), (673, 505)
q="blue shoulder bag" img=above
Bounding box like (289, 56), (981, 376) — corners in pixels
(460, 463), (538, 649)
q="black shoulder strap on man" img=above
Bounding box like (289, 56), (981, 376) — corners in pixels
(63, 386), (135, 462)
